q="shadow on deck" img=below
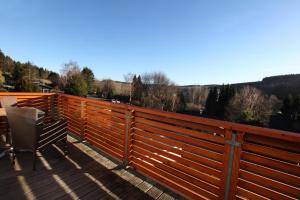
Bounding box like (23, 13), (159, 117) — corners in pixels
(0, 135), (184, 200)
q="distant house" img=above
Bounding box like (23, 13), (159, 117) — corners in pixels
(39, 84), (53, 93)
(2, 84), (14, 91)
(32, 79), (53, 93)
(2, 80), (53, 93)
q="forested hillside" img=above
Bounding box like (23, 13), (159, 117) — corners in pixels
(0, 50), (58, 91)
(232, 74), (300, 99)
(180, 74), (300, 100)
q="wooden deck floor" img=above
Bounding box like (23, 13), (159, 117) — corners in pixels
(0, 135), (184, 200)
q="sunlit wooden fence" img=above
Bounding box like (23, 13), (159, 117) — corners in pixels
(1, 92), (299, 200)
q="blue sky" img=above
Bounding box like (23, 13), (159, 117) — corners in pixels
(0, 0), (299, 85)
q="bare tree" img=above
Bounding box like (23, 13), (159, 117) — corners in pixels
(124, 73), (134, 102)
(59, 61), (81, 89)
(185, 86), (209, 113)
(61, 61), (81, 79)
(97, 79), (115, 99)
(188, 86), (209, 105)
(0, 70), (5, 86)
(226, 86), (276, 126)
(141, 72), (184, 111)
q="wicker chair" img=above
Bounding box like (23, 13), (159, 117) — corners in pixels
(0, 96), (17, 144)
(4, 104), (68, 170)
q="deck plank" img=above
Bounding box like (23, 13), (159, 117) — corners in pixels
(0, 135), (184, 200)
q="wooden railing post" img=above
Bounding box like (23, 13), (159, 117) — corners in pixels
(49, 94), (55, 121)
(55, 93), (61, 120)
(80, 100), (87, 141)
(228, 131), (244, 199)
(220, 129), (244, 200)
(124, 106), (134, 166)
(44, 95), (49, 122)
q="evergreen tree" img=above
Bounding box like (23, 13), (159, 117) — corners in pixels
(132, 75), (137, 84)
(132, 75), (137, 99)
(132, 75), (143, 102)
(48, 72), (60, 88)
(216, 84), (235, 119)
(176, 91), (187, 112)
(64, 74), (88, 96)
(13, 62), (25, 91)
(132, 75), (143, 105)
(282, 95), (300, 121)
(274, 95), (300, 132)
(294, 96), (300, 120)
(282, 95), (294, 119)
(204, 87), (218, 117)
(81, 67), (95, 94)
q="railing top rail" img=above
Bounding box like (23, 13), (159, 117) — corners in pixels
(0, 92), (56, 96)
(59, 93), (127, 109)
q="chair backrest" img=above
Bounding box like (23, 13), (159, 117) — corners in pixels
(0, 96), (17, 108)
(5, 107), (40, 151)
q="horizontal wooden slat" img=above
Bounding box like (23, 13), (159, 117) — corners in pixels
(134, 111), (225, 135)
(133, 128), (222, 170)
(68, 125), (82, 136)
(236, 187), (269, 200)
(238, 179), (293, 200)
(132, 136), (221, 181)
(86, 111), (125, 124)
(86, 103), (126, 114)
(134, 122), (223, 161)
(131, 157), (216, 200)
(86, 130), (124, 151)
(243, 142), (300, 164)
(239, 170), (300, 198)
(134, 122), (224, 153)
(87, 115), (125, 130)
(86, 106), (125, 119)
(86, 135), (123, 160)
(240, 160), (300, 188)
(131, 151), (219, 199)
(244, 134), (300, 153)
(135, 117), (225, 144)
(242, 151), (300, 177)
(86, 119), (124, 135)
(86, 122), (124, 141)
(132, 144), (221, 189)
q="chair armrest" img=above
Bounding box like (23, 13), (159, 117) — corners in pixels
(21, 107), (45, 122)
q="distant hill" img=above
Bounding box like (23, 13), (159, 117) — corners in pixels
(179, 74), (300, 99)
(232, 74), (300, 99)
(112, 81), (130, 95)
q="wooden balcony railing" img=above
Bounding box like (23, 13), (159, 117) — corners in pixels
(1, 92), (300, 200)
